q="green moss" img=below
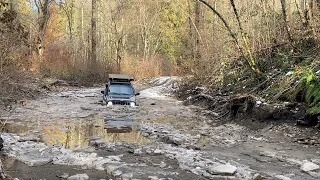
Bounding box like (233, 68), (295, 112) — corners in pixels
(296, 70), (320, 115)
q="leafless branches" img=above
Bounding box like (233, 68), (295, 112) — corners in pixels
(34, 0), (54, 56)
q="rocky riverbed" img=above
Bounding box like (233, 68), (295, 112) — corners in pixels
(1, 77), (320, 180)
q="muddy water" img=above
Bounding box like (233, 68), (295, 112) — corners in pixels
(3, 83), (320, 180)
(2, 118), (149, 149)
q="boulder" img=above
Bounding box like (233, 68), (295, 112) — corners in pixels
(67, 174), (89, 180)
(300, 160), (320, 172)
(209, 164), (237, 175)
(274, 175), (292, 180)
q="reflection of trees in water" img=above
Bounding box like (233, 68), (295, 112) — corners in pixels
(41, 118), (105, 149)
(41, 118), (149, 148)
(105, 130), (149, 144)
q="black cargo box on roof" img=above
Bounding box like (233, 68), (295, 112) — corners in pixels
(108, 74), (134, 82)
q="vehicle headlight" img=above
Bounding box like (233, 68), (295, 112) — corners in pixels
(130, 96), (135, 101)
(130, 102), (136, 107)
(107, 101), (113, 107)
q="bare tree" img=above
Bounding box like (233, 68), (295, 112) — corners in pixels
(280, 0), (294, 44)
(91, 0), (97, 72)
(198, 0), (261, 74)
(34, 0), (53, 57)
(58, 0), (74, 41)
(194, 1), (201, 68)
(229, 0), (261, 74)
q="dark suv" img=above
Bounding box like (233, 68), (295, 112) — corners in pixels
(101, 74), (139, 106)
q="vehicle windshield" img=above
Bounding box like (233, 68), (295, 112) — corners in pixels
(108, 84), (134, 95)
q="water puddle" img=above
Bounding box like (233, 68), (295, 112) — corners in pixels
(1, 118), (149, 149)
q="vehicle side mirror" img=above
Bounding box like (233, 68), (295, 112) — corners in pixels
(101, 90), (105, 94)
(135, 93), (140, 96)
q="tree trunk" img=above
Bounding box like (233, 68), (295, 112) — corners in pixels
(230, 0), (261, 74)
(280, 0), (294, 44)
(91, 0), (97, 72)
(34, 0), (52, 58)
(194, 1), (201, 69)
(116, 37), (123, 73)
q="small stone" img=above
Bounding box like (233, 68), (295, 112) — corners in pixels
(134, 148), (143, 155)
(252, 173), (263, 180)
(209, 164), (237, 175)
(67, 174), (89, 180)
(274, 175), (291, 180)
(307, 171), (320, 178)
(300, 160), (320, 172)
(148, 176), (158, 180)
(121, 173), (133, 179)
(57, 173), (69, 179)
(106, 165), (121, 175)
(159, 161), (166, 168)
(311, 159), (320, 165)
(113, 170), (123, 177)
(179, 163), (190, 170)
(207, 175), (236, 180)
(286, 71), (294, 76)
(154, 149), (162, 154)
(286, 158), (303, 166)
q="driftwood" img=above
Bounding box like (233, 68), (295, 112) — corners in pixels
(249, 72), (281, 94)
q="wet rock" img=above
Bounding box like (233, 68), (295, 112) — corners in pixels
(207, 175), (236, 180)
(171, 137), (183, 145)
(209, 164), (237, 175)
(159, 161), (166, 168)
(57, 173), (69, 179)
(67, 174), (89, 180)
(311, 159), (320, 165)
(113, 170), (123, 177)
(148, 176), (159, 180)
(259, 151), (276, 158)
(106, 165), (121, 175)
(134, 148), (143, 155)
(285, 158), (302, 166)
(20, 157), (53, 166)
(153, 149), (162, 154)
(121, 173), (133, 179)
(184, 144), (201, 150)
(252, 173), (263, 180)
(274, 175), (292, 180)
(300, 160), (320, 172)
(306, 171), (320, 178)
(179, 163), (190, 171)
(18, 136), (40, 142)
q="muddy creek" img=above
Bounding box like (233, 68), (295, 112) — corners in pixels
(2, 118), (149, 149)
(1, 78), (320, 180)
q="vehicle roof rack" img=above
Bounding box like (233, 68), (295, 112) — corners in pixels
(108, 74), (134, 82)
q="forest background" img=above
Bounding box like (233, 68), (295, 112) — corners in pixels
(1, 0), (320, 115)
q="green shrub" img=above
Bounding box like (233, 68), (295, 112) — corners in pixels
(296, 70), (320, 115)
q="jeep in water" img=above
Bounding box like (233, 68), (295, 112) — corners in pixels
(101, 74), (139, 107)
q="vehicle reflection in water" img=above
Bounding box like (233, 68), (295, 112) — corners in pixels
(2, 118), (149, 149)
